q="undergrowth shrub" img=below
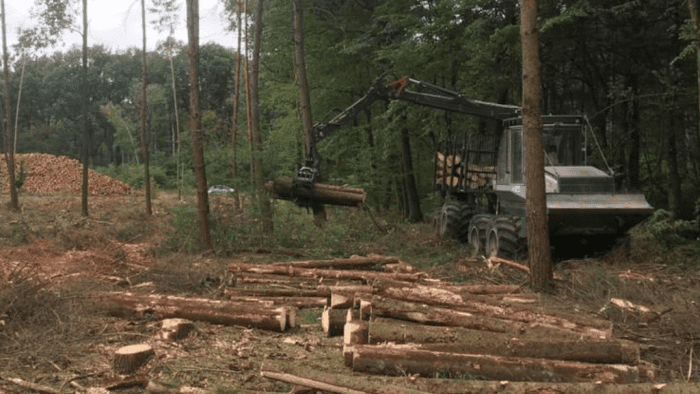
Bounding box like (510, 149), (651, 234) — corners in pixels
(646, 209), (699, 249)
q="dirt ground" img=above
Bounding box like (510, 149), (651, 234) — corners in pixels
(1, 188), (700, 393)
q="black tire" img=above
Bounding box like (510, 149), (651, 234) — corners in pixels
(434, 200), (474, 243)
(467, 214), (492, 258)
(485, 216), (526, 260)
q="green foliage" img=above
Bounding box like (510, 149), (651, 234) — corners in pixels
(646, 209), (700, 249)
(94, 163), (181, 190)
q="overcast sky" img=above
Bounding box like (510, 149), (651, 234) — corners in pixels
(6, 0), (236, 54)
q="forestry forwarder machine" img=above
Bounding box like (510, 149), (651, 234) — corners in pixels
(269, 74), (654, 260)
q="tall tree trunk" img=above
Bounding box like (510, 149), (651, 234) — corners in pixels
(666, 105), (682, 219)
(81, 0), (89, 217)
(688, 0), (700, 195)
(1, 0), (17, 211)
(291, 0), (326, 226)
(140, 0), (152, 215)
(167, 39), (182, 200)
(521, 0), (552, 292)
(187, 0), (212, 251)
(230, 0), (242, 179)
(400, 126), (423, 223)
(14, 57), (26, 156)
(625, 73), (641, 191)
(250, 0), (273, 233)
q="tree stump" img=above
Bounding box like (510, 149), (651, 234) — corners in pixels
(159, 318), (195, 341)
(113, 343), (155, 374)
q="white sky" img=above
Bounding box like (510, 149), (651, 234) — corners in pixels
(6, 0), (236, 54)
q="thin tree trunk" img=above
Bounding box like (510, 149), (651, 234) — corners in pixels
(187, 0), (212, 251)
(81, 0), (89, 217)
(400, 126), (423, 222)
(13, 56), (26, 156)
(140, 0), (152, 215)
(230, 0), (242, 179)
(1, 0), (17, 211)
(292, 0), (326, 226)
(168, 42), (182, 200)
(521, 0), (552, 291)
(250, 0), (273, 233)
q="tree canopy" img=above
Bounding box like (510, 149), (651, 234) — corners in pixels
(2, 0), (699, 220)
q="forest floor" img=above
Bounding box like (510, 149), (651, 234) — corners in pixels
(1, 178), (700, 392)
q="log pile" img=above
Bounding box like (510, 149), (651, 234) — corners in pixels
(0, 153), (132, 195)
(434, 152), (495, 190)
(87, 254), (655, 391)
(228, 256), (652, 385)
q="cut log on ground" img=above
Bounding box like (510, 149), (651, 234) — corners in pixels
(372, 283), (611, 339)
(367, 319), (639, 364)
(350, 344), (642, 383)
(158, 318), (195, 341)
(113, 343), (155, 374)
(260, 362), (428, 394)
(229, 264), (426, 282)
(322, 307), (348, 337)
(260, 361), (695, 393)
(434, 283), (523, 295)
(268, 255), (401, 270)
(96, 291), (289, 332)
(370, 295), (511, 333)
(344, 319), (368, 366)
(266, 176), (367, 207)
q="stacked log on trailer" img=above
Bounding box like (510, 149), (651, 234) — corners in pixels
(434, 152), (496, 190)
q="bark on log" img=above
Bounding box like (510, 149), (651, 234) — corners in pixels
(228, 295), (327, 309)
(260, 362), (428, 394)
(96, 291), (288, 332)
(372, 282), (611, 339)
(435, 283), (523, 295)
(351, 344), (642, 383)
(322, 307), (348, 337)
(113, 343), (155, 374)
(230, 264), (425, 282)
(225, 287), (329, 298)
(266, 176), (366, 207)
(371, 295), (525, 332)
(259, 362), (695, 393)
(367, 319), (639, 364)
(233, 273), (322, 287)
(268, 255), (401, 269)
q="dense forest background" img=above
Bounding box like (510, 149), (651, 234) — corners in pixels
(2, 0), (699, 220)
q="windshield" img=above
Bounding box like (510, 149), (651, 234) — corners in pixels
(543, 124), (585, 166)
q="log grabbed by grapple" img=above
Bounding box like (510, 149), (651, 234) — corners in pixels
(265, 175), (366, 208)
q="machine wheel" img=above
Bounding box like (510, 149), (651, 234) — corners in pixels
(467, 214), (492, 258)
(485, 216), (526, 260)
(433, 200), (474, 243)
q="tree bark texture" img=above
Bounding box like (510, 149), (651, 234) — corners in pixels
(230, 0), (242, 178)
(140, 0), (152, 215)
(367, 319), (638, 364)
(113, 343), (155, 374)
(96, 291), (289, 332)
(520, 0), (552, 291)
(1, 0), (18, 211)
(266, 176), (367, 207)
(81, 0), (89, 217)
(350, 344), (641, 383)
(187, 0), (212, 251)
(291, 0), (327, 225)
(260, 361), (690, 394)
(250, 0), (273, 233)
(400, 126), (423, 223)
(229, 263), (424, 282)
